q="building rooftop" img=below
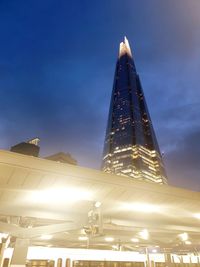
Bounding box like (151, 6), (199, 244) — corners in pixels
(45, 152), (77, 165)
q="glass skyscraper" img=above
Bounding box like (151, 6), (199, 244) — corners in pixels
(102, 37), (167, 184)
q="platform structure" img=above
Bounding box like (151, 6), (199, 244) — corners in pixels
(0, 150), (200, 267)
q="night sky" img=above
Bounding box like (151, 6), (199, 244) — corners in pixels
(0, 0), (200, 191)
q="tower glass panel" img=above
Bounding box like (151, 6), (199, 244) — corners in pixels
(102, 37), (167, 184)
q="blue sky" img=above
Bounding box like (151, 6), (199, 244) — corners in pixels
(0, 0), (200, 190)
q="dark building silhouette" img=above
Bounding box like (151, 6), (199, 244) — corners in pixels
(45, 152), (77, 165)
(10, 138), (40, 157)
(102, 37), (167, 184)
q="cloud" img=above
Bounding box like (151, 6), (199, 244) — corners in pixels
(165, 128), (200, 191)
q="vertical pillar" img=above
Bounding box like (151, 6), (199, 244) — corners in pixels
(10, 238), (29, 267)
(0, 239), (7, 267)
(189, 254), (192, 264)
(0, 237), (10, 267)
(65, 259), (70, 267)
(49, 260), (55, 267)
(164, 253), (172, 267)
(57, 259), (62, 267)
(2, 258), (10, 267)
(145, 248), (151, 267)
(171, 255), (174, 264)
(180, 255), (183, 265)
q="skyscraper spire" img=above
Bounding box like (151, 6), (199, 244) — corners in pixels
(102, 37), (167, 184)
(119, 36), (132, 58)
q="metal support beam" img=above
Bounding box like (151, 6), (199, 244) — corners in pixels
(10, 238), (29, 267)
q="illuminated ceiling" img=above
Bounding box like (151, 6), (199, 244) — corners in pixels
(0, 150), (200, 253)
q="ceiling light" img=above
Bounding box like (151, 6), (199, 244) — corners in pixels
(95, 201), (102, 208)
(105, 237), (114, 242)
(131, 238), (139, 243)
(0, 233), (8, 239)
(40, 234), (52, 240)
(121, 202), (160, 213)
(78, 236), (88, 241)
(29, 187), (92, 204)
(179, 232), (188, 241)
(0, 233), (9, 243)
(152, 249), (157, 253)
(185, 241), (191, 245)
(194, 213), (200, 219)
(139, 229), (149, 240)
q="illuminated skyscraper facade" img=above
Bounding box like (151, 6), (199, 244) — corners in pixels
(102, 37), (167, 184)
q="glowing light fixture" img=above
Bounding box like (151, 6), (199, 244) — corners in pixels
(0, 233), (9, 243)
(105, 237), (114, 242)
(29, 187), (92, 204)
(78, 236), (88, 241)
(194, 213), (200, 219)
(185, 241), (191, 245)
(95, 201), (102, 208)
(121, 202), (160, 213)
(40, 234), (52, 240)
(139, 229), (149, 240)
(179, 232), (188, 241)
(119, 37), (132, 58)
(0, 233), (8, 239)
(152, 249), (157, 253)
(131, 238), (139, 243)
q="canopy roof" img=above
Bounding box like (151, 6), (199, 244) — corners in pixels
(0, 150), (200, 253)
